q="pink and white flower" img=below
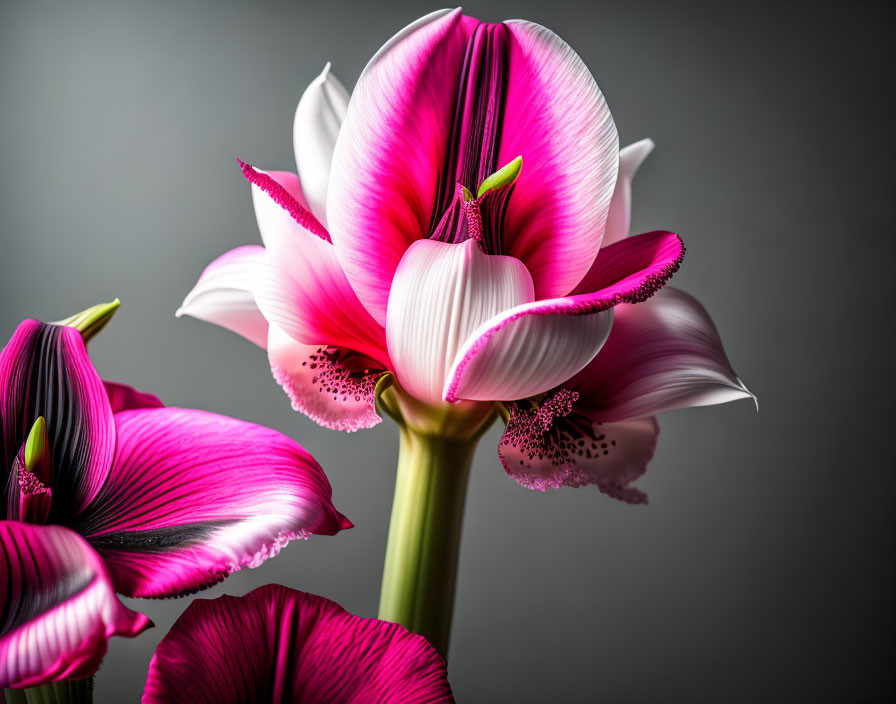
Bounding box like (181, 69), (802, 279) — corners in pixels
(179, 9), (752, 499)
(0, 310), (351, 688)
(142, 585), (454, 703)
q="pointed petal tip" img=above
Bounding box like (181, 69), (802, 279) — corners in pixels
(338, 513), (355, 530)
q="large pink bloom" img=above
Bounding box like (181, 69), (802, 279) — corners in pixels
(142, 585), (454, 703)
(0, 317), (350, 689)
(179, 10), (751, 496)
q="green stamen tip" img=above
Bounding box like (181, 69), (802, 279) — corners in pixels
(476, 155), (523, 198)
(57, 299), (121, 342)
(460, 185), (475, 202)
(25, 416), (48, 471)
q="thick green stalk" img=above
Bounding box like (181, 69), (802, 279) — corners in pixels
(4, 677), (93, 704)
(378, 426), (478, 658)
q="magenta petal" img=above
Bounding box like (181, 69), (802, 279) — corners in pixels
(142, 585), (453, 704)
(444, 231), (684, 403)
(499, 393), (657, 502)
(0, 521), (151, 689)
(74, 408), (351, 598)
(1, 320), (115, 520)
(104, 381), (164, 413)
(268, 326), (384, 432)
(327, 9), (473, 325)
(499, 20), (619, 299)
(568, 287), (755, 422)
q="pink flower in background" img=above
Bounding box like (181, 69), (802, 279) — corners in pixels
(0, 310), (350, 689)
(142, 585), (454, 703)
(179, 8), (752, 500)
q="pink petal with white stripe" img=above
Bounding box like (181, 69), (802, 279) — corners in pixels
(602, 139), (655, 248)
(176, 245), (269, 349)
(0, 521), (151, 689)
(1, 321), (115, 521)
(568, 287), (755, 422)
(327, 9), (474, 325)
(73, 407), (351, 598)
(499, 20), (619, 298)
(499, 392), (658, 502)
(267, 325), (384, 432)
(253, 192), (388, 366)
(444, 230), (684, 403)
(142, 585), (453, 704)
(386, 239), (534, 405)
(293, 63), (350, 226)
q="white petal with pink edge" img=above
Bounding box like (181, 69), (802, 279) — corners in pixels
(386, 239), (534, 405)
(568, 287), (756, 422)
(176, 245), (269, 348)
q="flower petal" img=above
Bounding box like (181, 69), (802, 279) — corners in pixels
(0, 521), (151, 689)
(1, 320), (115, 521)
(568, 287), (755, 422)
(176, 245), (269, 349)
(499, 391), (658, 502)
(602, 138), (655, 248)
(499, 20), (619, 298)
(386, 239), (534, 405)
(293, 63), (350, 227)
(327, 9), (473, 325)
(267, 325), (384, 432)
(253, 200), (388, 367)
(103, 381), (165, 413)
(142, 585), (453, 704)
(444, 231), (684, 402)
(73, 408), (351, 598)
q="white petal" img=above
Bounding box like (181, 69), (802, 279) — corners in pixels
(602, 138), (655, 247)
(293, 63), (349, 227)
(444, 301), (613, 402)
(386, 239), (534, 405)
(176, 245), (269, 348)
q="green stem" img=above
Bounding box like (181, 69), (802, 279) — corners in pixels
(378, 426), (479, 658)
(4, 677), (93, 704)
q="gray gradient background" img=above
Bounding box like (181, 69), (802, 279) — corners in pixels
(1, 0), (892, 701)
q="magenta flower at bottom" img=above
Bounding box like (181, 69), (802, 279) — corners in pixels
(142, 585), (454, 704)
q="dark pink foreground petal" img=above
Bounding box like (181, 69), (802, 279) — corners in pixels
(0, 521), (151, 689)
(499, 392), (658, 501)
(104, 381), (164, 413)
(74, 408), (351, 598)
(142, 585), (453, 704)
(1, 320), (115, 521)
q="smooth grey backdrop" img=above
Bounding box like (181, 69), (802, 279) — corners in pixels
(1, 0), (892, 701)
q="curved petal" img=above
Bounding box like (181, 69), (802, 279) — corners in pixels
(386, 239), (534, 405)
(602, 138), (655, 248)
(268, 325), (384, 432)
(253, 196), (388, 367)
(293, 63), (350, 227)
(0, 521), (151, 689)
(327, 9), (473, 325)
(1, 321), (115, 521)
(142, 585), (453, 704)
(568, 287), (755, 422)
(176, 245), (269, 349)
(500, 20), (619, 298)
(104, 381), (165, 413)
(73, 408), (351, 598)
(444, 230), (684, 403)
(499, 393), (657, 502)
